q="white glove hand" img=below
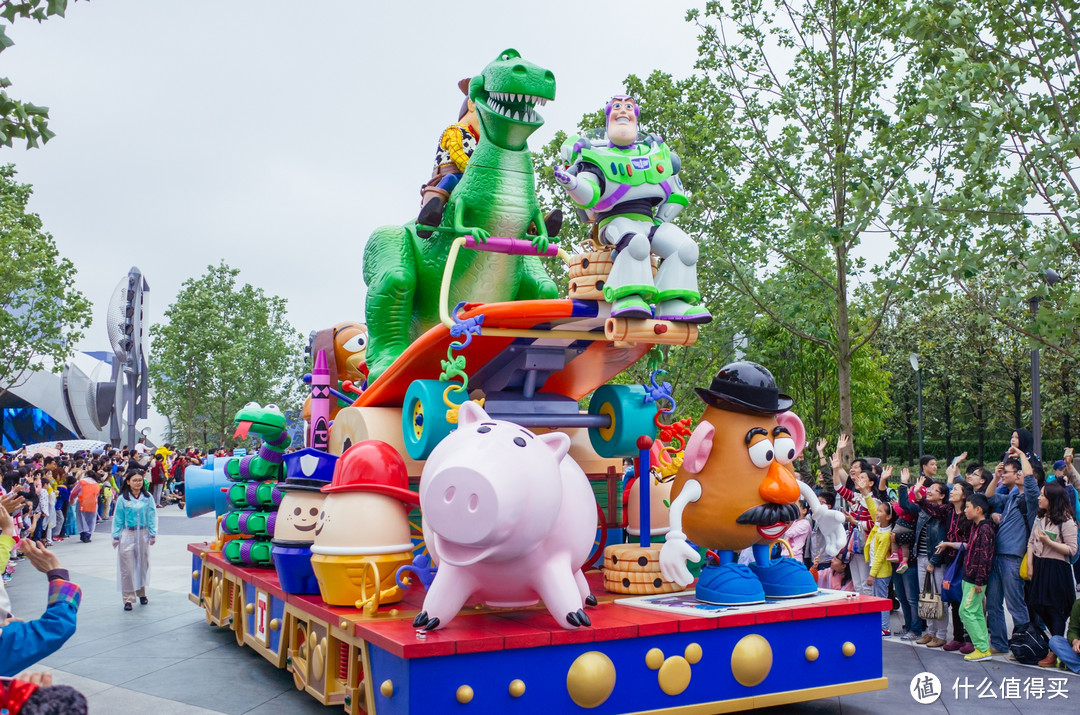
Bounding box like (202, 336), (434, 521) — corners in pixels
(660, 533), (701, 588)
(819, 511), (848, 557)
(553, 166), (578, 190)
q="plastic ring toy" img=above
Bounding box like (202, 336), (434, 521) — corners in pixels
(587, 384), (657, 458)
(402, 379), (466, 460)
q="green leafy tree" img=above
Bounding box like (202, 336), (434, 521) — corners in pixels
(150, 261), (305, 449)
(0, 163), (90, 396)
(0, 0), (74, 148)
(902, 0), (1080, 357)
(678, 0), (963, 458)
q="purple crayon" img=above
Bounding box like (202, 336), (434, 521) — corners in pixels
(309, 349), (331, 451)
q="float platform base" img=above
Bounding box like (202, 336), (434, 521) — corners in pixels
(189, 542), (888, 714)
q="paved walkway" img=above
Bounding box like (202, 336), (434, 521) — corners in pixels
(6, 512), (1080, 713)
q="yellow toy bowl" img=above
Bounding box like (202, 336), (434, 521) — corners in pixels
(311, 550), (414, 611)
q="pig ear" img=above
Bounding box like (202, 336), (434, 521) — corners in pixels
(456, 400), (487, 427)
(537, 432), (571, 462)
(776, 411), (805, 455)
(683, 421), (715, 474)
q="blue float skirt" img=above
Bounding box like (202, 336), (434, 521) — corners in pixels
(271, 542), (320, 595)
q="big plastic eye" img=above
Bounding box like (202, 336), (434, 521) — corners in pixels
(774, 436), (797, 465)
(342, 334), (366, 353)
(265, 404), (281, 414)
(747, 439), (775, 468)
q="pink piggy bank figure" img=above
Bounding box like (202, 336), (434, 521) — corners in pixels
(413, 401), (598, 631)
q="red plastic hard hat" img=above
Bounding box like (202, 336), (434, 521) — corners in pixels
(321, 440), (418, 506)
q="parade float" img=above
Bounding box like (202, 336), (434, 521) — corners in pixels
(185, 49), (888, 714)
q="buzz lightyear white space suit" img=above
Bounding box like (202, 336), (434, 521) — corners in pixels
(553, 95), (711, 323)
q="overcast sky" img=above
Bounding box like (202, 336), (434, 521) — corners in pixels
(5, 1), (705, 350)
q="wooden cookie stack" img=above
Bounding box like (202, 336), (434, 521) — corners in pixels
(602, 543), (682, 594)
(567, 249), (613, 301)
(567, 246), (658, 302)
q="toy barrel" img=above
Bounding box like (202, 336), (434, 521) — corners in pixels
(604, 318), (698, 346)
(223, 510), (277, 537)
(227, 481), (282, 510)
(223, 538), (274, 567)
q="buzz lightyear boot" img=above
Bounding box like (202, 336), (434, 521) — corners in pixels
(651, 228), (711, 323)
(603, 230), (656, 319)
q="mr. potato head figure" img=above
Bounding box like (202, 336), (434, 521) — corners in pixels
(660, 361), (818, 605)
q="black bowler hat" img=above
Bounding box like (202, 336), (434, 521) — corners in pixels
(694, 361), (794, 415)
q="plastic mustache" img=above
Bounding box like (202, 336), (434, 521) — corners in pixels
(735, 502), (801, 526)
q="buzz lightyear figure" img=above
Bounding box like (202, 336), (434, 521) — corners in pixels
(554, 95), (710, 323)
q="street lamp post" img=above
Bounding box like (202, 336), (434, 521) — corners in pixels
(909, 353), (922, 460)
(1031, 268), (1061, 460)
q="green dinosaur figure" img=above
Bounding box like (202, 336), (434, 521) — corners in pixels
(226, 402), (289, 482)
(363, 48), (559, 382)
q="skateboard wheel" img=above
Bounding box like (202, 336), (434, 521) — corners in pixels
(402, 379), (466, 460)
(587, 384), (657, 458)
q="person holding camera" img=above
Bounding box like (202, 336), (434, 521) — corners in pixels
(0, 496), (82, 677)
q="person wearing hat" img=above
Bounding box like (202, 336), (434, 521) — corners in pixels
(660, 361), (818, 605)
(310, 441), (419, 609)
(416, 78), (480, 237)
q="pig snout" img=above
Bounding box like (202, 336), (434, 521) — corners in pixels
(422, 467), (500, 545)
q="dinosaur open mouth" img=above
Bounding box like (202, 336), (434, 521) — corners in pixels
(485, 92), (546, 123)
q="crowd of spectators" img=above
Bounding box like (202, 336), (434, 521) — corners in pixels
(793, 431), (1080, 670)
(0, 439), (209, 705)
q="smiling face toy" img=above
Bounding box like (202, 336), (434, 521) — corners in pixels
(308, 441), (419, 608)
(605, 94), (639, 147)
(270, 478), (331, 595)
(659, 361), (818, 606)
(273, 483), (325, 543)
